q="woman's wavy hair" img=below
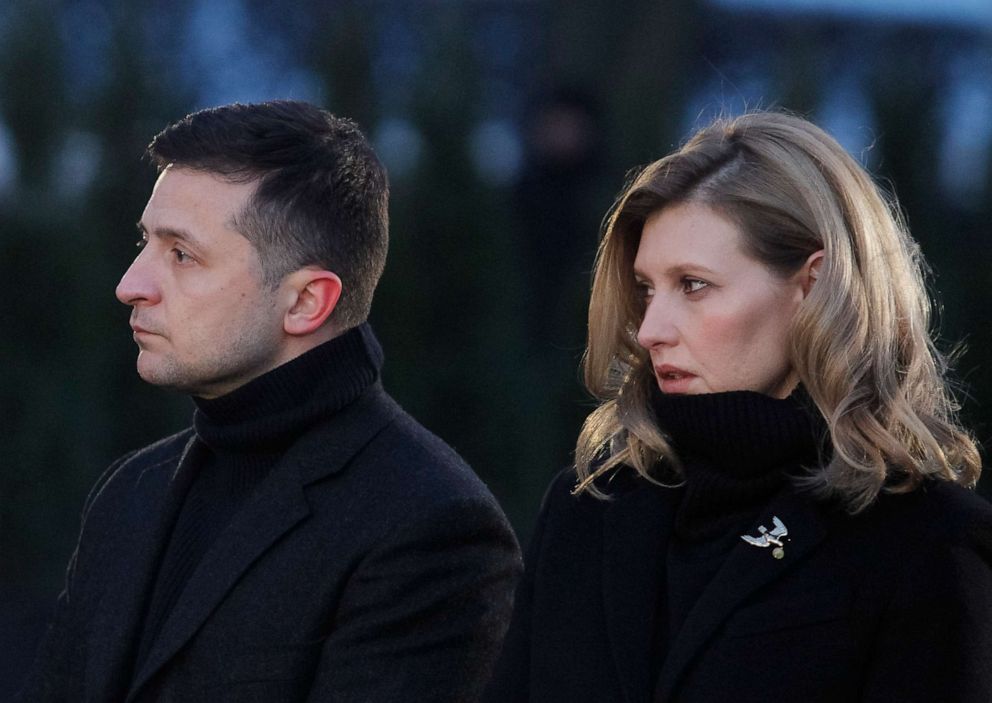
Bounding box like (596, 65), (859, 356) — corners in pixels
(576, 111), (980, 512)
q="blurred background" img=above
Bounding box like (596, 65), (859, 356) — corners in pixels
(1, 0), (991, 696)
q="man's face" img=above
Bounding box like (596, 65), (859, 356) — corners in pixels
(116, 166), (289, 399)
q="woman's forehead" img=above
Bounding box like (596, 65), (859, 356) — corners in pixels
(634, 203), (749, 276)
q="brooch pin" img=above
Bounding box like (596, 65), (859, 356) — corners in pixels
(741, 516), (789, 559)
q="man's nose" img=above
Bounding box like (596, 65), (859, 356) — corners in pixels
(636, 299), (678, 350)
(115, 248), (159, 306)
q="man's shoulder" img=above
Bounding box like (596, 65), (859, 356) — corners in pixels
(376, 408), (471, 469)
(86, 428), (195, 509)
(296, 391), (516, 551)
(361, 402), (489, 499)
(109, 427), (195, 477)
(301, 390), (498, 513)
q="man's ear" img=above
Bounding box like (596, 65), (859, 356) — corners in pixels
(283, 270), (342, 336)
(801, 250), (825, 297)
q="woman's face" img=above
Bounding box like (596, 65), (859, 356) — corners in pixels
(634, 202), (815, 398)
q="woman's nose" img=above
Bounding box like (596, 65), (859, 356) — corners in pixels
(636, 300), (679, 350)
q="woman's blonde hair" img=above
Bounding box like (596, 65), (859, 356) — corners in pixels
(577, 111), (980, 512)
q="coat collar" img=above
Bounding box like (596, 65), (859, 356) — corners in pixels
(122, 383), (400, 701)
(285, 383), (401, 485)
(599, 477), (830, 703)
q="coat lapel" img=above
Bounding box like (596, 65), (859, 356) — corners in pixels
(654, 488), (828, 702)
(601, 480), (681, 703)
(126, 459), (311, 700)
(86, 433), (201, 702)
(125, 384), (401, 700)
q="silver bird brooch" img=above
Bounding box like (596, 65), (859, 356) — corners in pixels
(741, 516), (789, 559)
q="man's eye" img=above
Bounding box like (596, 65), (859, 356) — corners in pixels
(681, 278), (708, 294)
(172, 248), (192, 263)
(135, 238), (147, 249)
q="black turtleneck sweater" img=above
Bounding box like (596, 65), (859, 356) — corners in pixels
(649, 387), (827, 667)
(132, 324), (382, 674)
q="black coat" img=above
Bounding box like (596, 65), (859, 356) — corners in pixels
(18, 383), (521, 703)
(486, 469), (992, 702)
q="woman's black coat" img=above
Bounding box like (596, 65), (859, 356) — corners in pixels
(486, 469), (992, 702)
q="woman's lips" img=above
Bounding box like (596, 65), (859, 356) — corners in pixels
(655, 365), (697, 394)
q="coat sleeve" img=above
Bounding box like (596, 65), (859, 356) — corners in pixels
(860, 516), (992, 702)
(482, 470), (567, 703)
(13, 451), (137, 702)
(305, 494), (522, 703)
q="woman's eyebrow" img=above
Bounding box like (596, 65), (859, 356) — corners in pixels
(633, 262), (718, 279)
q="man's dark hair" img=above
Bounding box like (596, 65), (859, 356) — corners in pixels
(147, 100), (389, 331)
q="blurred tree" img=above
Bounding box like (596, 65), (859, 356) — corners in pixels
(1, 2), (990, 697)
(0, 0), (193, 596)
(867, 30), (992, 486)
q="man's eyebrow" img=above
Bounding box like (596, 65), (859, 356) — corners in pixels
(135, 221), (206, 250)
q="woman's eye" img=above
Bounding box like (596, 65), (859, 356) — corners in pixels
(681, 278), (708, 294)
(636, 281), (654, 299)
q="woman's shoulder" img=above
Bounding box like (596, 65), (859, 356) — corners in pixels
(916, 478), (992, 510)
(541, 464), (663, 508)
(850, 481), (992, 615)
(881, 478), (991, 519)
(532, 465), (680, 548)
(853, 479), (992, 552)
(538, 467), (601, 517)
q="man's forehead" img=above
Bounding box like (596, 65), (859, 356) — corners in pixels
(144, 166), (254, 228)
(151, 164), (254, 196)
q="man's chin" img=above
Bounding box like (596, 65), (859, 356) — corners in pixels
(135, 357), (186, 391)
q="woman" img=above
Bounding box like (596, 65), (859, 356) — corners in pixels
(486, 112), (992, 702)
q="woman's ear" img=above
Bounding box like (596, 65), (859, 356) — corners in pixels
(283, 270), (343, 336)
(802, 250), (825, 297)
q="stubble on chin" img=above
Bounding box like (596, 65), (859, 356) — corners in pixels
(135, 351), (192, 393)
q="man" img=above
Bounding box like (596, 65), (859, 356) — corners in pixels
(18, 101), (521, 702)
